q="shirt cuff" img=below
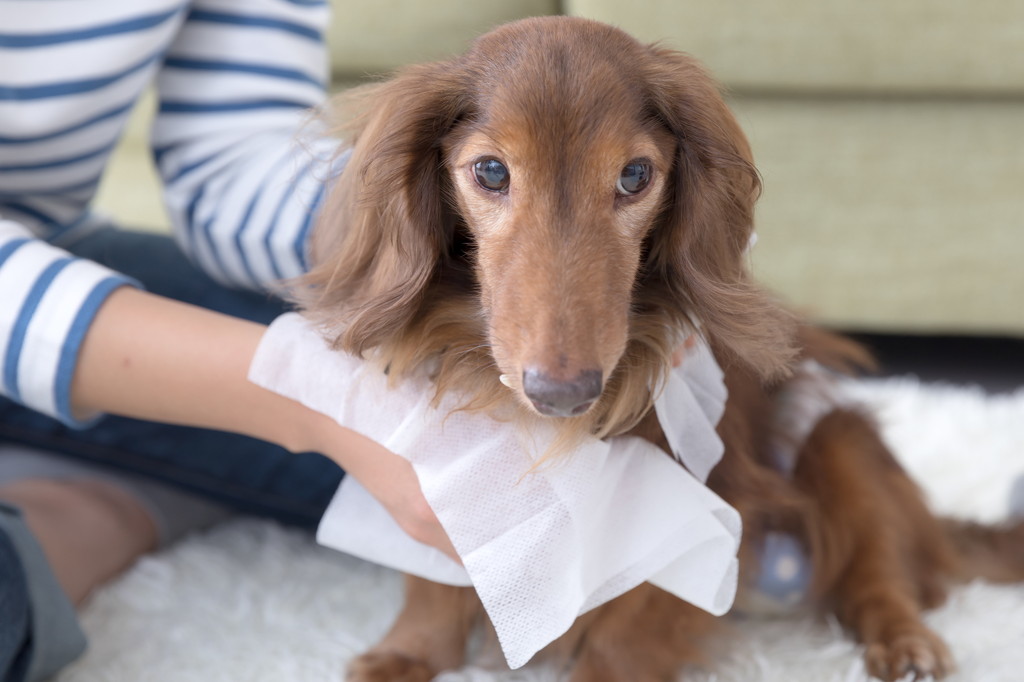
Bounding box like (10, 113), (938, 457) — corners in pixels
(1, 222), (140, 427)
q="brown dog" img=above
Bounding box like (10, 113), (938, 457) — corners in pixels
(298, 16), (1024, 682)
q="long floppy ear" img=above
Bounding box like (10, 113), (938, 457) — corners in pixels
(297, 61), (471, 355)
(641, 47), (797, 380)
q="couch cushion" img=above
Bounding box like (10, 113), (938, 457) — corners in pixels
(566, 0), (1024, 94)
(739, 96), (1024, 334)
(327, 0), (558, 77)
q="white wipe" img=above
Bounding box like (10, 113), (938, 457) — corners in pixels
(248, 313), (740, 669)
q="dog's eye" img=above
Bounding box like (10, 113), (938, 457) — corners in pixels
(473, 158), (510, 192)
(616, 160), (652, 195)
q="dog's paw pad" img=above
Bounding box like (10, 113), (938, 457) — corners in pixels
(345, 651), (435, 682)
(864, 629), (955, 681)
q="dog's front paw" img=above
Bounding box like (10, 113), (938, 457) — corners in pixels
(864, 628), (955, 681)
(345, 651), (435, 682)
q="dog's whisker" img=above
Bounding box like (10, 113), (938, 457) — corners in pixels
(446, 343), (493, 361)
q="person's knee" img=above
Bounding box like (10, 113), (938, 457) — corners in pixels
(63, 479), (158, 542)
(0, 478), (158, 604)
(1, 478), (151, 531)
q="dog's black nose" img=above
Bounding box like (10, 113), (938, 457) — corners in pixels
(522, 368), (603, 417)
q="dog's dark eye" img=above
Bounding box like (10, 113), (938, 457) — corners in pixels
(473, 158), (510, 192)
(616, 160), (652, 195)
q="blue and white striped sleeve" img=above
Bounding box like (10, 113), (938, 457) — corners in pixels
(0, 220), (139, 427)
(152, 0), (344, 291)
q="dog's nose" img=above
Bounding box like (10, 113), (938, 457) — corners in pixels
(522, 368), (603, 417)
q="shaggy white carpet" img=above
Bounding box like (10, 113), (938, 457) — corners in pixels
(57, 377), (1024, 682)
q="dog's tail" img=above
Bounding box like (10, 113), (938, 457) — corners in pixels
(942, 517), (1024, 583)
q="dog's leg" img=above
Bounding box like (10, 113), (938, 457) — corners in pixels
(566, 583), (722, 682)
(346, 575), (481, 682)
(794, 409), (958, 681)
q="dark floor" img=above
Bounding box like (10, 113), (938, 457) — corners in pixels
(845, 333), (1024, 394)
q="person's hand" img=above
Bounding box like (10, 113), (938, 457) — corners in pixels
(303, 416), (460, 563)
(71, 287), (459, 562)
(671, 335), (698, 367)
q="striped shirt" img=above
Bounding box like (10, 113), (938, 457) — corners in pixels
(0, 0), (341, 426)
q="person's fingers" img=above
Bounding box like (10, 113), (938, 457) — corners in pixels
(671, 335), (697, 367)
(400, 486), (461, 564)
(306, 421), (461, 562)
(353, 451), (461, 563)
(433, 529), (461, 565)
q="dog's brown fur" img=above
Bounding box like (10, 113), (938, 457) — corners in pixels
(297, 17), (1024, 682)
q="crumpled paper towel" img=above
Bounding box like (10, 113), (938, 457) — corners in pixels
(249, 313), (740, 669)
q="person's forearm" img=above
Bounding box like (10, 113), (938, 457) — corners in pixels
(70, 286), (314, 451)
(69, 287), (457, 558)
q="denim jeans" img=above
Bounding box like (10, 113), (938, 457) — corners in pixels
(0, 227), (344, 527)
(0, 519), (31, 682)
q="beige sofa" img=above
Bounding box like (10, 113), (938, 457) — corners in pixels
(95, 0), (1024, 336)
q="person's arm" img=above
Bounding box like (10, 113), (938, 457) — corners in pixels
(0, 221), (139, 425)
(68, 286), (457, 560)
(152, 0), (340, 290)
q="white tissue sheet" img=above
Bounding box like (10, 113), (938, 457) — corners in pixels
(248, 313), (740, 669)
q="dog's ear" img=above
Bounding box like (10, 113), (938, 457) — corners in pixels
(641, 47), (797, 380)
(298, 61), (470, 355)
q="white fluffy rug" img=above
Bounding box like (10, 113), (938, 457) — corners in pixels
(58, 377), (1024, 682)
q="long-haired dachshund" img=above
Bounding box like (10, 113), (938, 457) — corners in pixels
(298, 16), (1024, 682)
